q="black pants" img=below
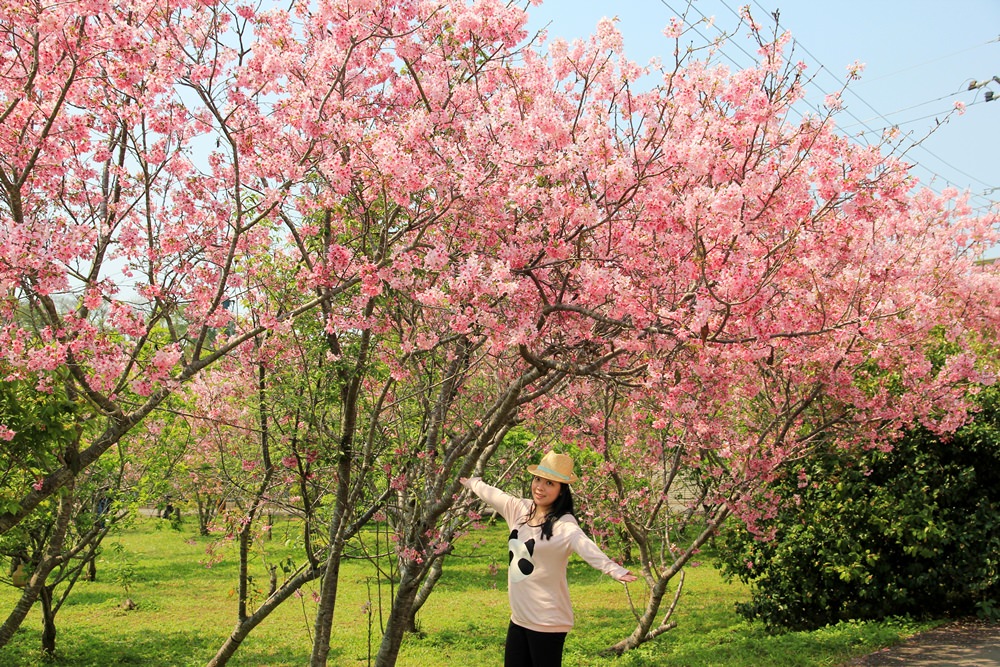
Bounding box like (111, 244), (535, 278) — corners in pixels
(505, 621), (567, 667)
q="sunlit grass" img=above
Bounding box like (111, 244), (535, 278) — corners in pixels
(0, 517), (933, 666)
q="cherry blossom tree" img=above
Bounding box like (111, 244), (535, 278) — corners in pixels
(523, 12), (1000, 654)
(184, 309), (398, 667)
(373, 4), (1000, 662)
(2, 2), (281, 525)
(0, 0), (347, 647)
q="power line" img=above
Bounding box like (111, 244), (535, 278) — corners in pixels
(635, 0), (997, 215)
(845, 96), (994, 133)
(851, 36), (999, 86)
(733, 0), (998, 214)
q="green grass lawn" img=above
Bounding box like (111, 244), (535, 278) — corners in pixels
(0, 517), (934, 666)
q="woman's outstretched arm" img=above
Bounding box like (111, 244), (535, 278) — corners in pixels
(566, 517), (637, 582)
(461, 477), (523, 524)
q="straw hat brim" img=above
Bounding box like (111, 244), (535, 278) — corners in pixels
(527, 463), (578, 484)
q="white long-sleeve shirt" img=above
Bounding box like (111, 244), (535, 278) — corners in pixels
(463, 477), (630, 633)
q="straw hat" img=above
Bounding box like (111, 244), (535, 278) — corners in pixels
(527, 451), (579, 484)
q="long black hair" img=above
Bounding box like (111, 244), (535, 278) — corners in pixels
(525, 482), (576, 541)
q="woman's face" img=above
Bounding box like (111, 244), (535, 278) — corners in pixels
(530, 475), (562, 511)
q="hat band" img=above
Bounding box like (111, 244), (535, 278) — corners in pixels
(537, 464), (571, 481)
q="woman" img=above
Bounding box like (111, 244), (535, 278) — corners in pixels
(461, 451), (637, 667)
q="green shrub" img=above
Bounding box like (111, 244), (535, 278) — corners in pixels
(719, 385), (1000, 631)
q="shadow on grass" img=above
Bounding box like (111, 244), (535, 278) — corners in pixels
(417, 620), (503, 650)
(3, 623), (334, 667)
(59, 589), (119, 607)
(130, 554), (229, 587)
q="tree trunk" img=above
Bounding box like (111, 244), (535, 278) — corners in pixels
(207, 566), (323, 667)
(608, 567), (675, 654)
(405, 555), (445, 632)
(0, 479), (75, 649)
(196, 493), (211, 536)
(309, 544), (346, 666)
(373, 562), (424, 667)
(309, 451), (353, 667)
(0, 577), (42, 649)
(39, 585), (56, 657)
(309, 312), (370, 666)
(617, 526), (633, 564)
(609, 507), (730, 655)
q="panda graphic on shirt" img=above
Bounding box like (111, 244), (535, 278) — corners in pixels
(508, 529), (536, 583)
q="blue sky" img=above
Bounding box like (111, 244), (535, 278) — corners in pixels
(524, 0), (1000, 256)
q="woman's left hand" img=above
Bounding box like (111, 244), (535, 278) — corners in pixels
(619, 571), (637, 583)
